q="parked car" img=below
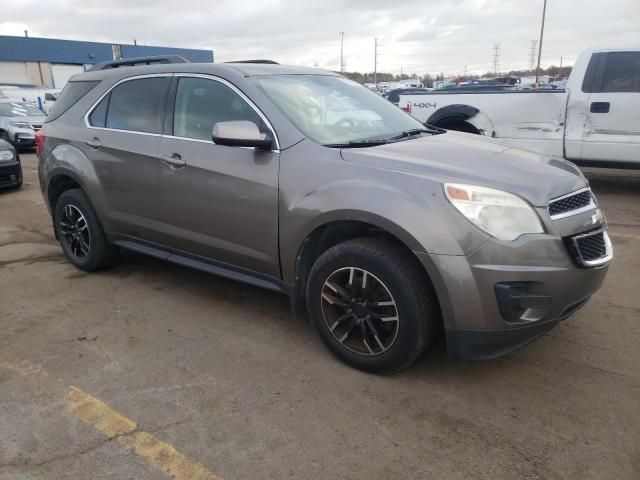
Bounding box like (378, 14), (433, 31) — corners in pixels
(0, 87), (61, 113)
(37, 57), (611, 373)
(0, 101), (46, 148)
(0, 139), (22, 189)
(398, 47), (640, 168)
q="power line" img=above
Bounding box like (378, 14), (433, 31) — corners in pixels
(492, 43), (501, 76)
(530, 40), (538, 70)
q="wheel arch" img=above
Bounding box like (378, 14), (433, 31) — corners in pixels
(289, 215), (442, 321)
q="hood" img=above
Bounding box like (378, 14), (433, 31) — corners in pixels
(340, 131), (586, 207)
(4, 115), (46, 126)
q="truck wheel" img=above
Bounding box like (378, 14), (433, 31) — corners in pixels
(54, 189), (118, 271)
(306, 237), (438, 373)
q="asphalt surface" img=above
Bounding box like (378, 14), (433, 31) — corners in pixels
(1, 154), (639, 480)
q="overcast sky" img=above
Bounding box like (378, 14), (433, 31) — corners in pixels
(1, 0), (638, 76)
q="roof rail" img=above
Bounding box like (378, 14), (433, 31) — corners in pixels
(225, 60), (280, 65)
(88, 55), (191, 72)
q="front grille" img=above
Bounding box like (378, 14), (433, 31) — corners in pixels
(576, 232), (607, 260)
(564, 229), (611, 267)
(549, 189), (593, 217)
(30, 124), (43, 131)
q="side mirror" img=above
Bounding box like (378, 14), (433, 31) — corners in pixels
(212, 121), (274, 150)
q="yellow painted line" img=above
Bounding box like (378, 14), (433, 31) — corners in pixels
(68, 386), (222, 480)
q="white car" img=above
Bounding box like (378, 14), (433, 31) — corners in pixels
(398, 47), (640, 168)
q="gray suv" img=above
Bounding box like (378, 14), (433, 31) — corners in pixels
(37, 57), (612, 373)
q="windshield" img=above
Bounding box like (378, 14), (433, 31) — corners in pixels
(0, 102), (45, 117)
(252, 75), (427, 146)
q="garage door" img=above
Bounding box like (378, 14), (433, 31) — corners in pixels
(51, 64), (85, 89)
(0, 62), (31, 85)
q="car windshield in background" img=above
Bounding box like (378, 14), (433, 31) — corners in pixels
(253, 75), (429, 146)
(0, 102), (45, 117)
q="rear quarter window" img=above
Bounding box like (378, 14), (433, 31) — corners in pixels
(45, 80), (100, 122)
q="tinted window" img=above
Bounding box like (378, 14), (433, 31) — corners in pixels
(89, 93), (109, 127)
(601, 52), (640, 93)
(106, 77), (169, 133)
(46, 80), (99, 122)
(173, 77), (264, 141)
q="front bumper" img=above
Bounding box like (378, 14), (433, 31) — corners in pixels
(0, 160), (22, 188)
(12, 130), (36, 148)
(416, 230), (611, 360)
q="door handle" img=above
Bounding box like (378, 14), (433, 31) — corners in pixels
(590, 102), (610, 113)
(161, 153), (186, 168)
(85, 137), (102, 149)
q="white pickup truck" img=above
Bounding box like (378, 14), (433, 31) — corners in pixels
(399, 48), (640, 168)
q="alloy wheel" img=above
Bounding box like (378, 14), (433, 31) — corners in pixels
(320, 267), (400, 356)
(59, 204), (91, 259)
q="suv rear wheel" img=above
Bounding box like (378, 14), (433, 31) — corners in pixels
(306, 237), (437, 373)
(54, 189), (118, 271)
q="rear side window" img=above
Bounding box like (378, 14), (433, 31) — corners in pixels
(104, 77), (169, 134)
(601, 52), (640, 93)
(45, 80), (99, 122)
(89, 94), (109, 127)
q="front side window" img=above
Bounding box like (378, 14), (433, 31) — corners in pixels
(601, 52), (640, 93)
(103, 77), (169, 134)
(253, 75), (426, 146)
(173, 77), (264, 141)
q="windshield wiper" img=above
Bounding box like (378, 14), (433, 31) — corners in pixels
(323, 138), (390, 148)
(387, 126), (444, 141)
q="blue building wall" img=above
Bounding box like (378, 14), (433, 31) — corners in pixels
(0, 36), (213, 64)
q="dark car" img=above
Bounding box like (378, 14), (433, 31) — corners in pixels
(0, 139), (22, 189)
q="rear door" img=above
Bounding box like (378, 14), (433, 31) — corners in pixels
(83, 75), (171, 241)
(580, 51), (640, 163)
(157, 75), (280, 278)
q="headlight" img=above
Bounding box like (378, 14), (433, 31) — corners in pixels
(11, 122), (31, 129)
(0, 149), (14, 161)
(444, 183), (544, 241)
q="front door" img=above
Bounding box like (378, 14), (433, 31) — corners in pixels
(157, 75), (280, 278)
(581, 51), (640, 164)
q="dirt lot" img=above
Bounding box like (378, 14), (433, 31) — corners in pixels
(1, 153), (639, 480)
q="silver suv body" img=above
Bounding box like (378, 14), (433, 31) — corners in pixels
(0, 100), (46, 148)
(37, 60), (612, 372)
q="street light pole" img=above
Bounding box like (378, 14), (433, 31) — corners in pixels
(339, 31), (344, 73)
(373, 37), (378, 86)
(535, 0), (547, 86)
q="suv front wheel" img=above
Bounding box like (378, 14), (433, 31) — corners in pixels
(54, 189), (118, 271)
(306, 238), (438, 373)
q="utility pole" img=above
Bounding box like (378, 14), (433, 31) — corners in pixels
(535, 0), (548, 86)
(373, 37), (379, 86)
(24, 30), (29, 38)
(339, 32), (344, 73)
(492, 43), (501, 76)
(464, 65), (468, 77)
(529, 40), (538, 71)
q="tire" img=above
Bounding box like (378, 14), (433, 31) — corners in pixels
(54, 189), (118, 271)
(306, 237), (438, 373)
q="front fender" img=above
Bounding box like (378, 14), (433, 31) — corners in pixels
(279, 175), (487, 285)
